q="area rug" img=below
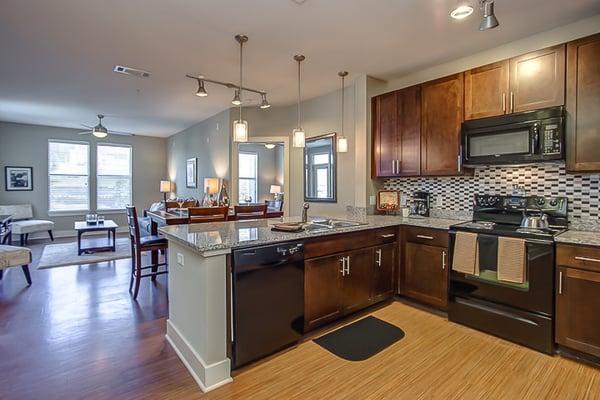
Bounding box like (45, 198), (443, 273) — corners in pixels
(313, 316), (405, 361)
(37, 238), (131, 269)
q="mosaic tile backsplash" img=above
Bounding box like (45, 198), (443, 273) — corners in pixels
(383, 163), (600, 230)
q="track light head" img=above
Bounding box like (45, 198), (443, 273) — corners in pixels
(232, 89), (242, 106)
(260, 93), (271, 109)
(196, 79), (208, 97)
(479, 0), (499, 30)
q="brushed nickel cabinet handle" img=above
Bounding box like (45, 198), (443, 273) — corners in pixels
(510, 91), (514, 113)
(416, 235), (434, 240)
(442, 250), (447, 270)
(230, 272), (234, 342)
(346, 256), (351, 275)
(376, 249), (382, 267)
(457, 145), (463, 173)
(558, 271), (563, 295)
(339, 257), (346, 276)
(574, 256), (600, 263)
(391, 160), (395, 174)
(381, 233), (396, 238)
(502, 92), (506, 113)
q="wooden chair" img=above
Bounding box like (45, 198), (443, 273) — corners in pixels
(233, 204), (268, 220)
(125, 206), (169, 300)
(265, 199), (284, 212)
(188, 207), (229, 224)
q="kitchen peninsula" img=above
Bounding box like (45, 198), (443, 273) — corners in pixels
(159, 215), (461, 392)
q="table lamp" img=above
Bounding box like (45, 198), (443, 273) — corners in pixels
(269, 185), (281, 200)
(160, 180), (172, 202)
(203, 177), (220, 206)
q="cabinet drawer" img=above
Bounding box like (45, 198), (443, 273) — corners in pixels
(304, 228), (397, 259)
(403, 226), (448, 247)
(557, 244), (600, 273)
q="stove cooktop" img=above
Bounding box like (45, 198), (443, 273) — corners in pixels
(451, 220), (566, 240)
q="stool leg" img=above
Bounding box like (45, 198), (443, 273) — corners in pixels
(25, 234), (29, 245)
(48, 230), (54, 241)
(129, 244), (135, 293)
(21, 265), (32, 285)
(132, 249), (142, 300)
(20, 234), (25, 247)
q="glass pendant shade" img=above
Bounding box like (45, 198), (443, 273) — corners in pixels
(92, 128), (108, 138)
(233, 120), (248, 142)
(292, 128), (305, 148)
(337, 136), (348, 153)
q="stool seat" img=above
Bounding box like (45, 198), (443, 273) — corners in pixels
(140, 235), (168, 247)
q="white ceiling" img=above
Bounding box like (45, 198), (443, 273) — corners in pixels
(1, 0), (599, 137)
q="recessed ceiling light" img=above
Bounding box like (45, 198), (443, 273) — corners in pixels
(450, 5), (474, 20)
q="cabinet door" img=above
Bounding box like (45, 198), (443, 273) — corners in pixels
(372, 92), (398, 177)
(556, 266), (600, 357)
(464, 60), (509, 120)
(304, 254), (343, 331)
(402, 242), (448, 309)
(397, 85), (421, 176)
(342, 248), (373, 314)
(421, 73), (464, 176)
(509, 44), (565, 113)
(566, 34), (600, 172)
(372, 243), (396, 303)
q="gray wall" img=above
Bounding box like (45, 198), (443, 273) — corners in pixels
(0, 121), (167, 236)
(237, 143), (284, 203)
(167, 109), (231, 199)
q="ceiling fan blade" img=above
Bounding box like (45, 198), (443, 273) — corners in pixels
(77, 131), (91, 135)
(108, 130), (134, 136)
(81, 124), (93, 129)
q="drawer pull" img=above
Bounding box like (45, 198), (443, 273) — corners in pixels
(574, 256), (600, 263)
(558, 271), (563, 295)
(416, 235), (434, 240)
(381, 233), (396, 238)
(376, 249), (382, 267)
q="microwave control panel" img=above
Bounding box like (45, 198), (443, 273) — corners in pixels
(542, 124), (561, 155)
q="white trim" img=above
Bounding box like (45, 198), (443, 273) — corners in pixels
(231, 136), (290, 216)
(166, 319), (232, 393)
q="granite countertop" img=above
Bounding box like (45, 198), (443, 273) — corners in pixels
(556, 230), (600, 247)
(158, 215), (465, 255)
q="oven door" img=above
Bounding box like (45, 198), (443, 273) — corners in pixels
(462, 121), (540, 165)
(448, 232), (554, 316)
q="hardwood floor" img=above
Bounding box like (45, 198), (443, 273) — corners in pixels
(1, 236), (599, 399)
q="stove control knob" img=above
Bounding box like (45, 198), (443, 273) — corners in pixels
(537, 198), (546, 206)
(549, 199), (558, 207)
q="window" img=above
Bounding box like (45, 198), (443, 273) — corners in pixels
(310, 152), (332, 199)
(48, 140), (90, 212)
(238, 152), (257, 203)
(97, 144), (132, 210)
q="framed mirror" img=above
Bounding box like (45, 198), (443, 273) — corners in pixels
(304, 133), (337, 203)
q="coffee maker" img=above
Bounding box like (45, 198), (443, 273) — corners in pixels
(409, 191), (431, 217)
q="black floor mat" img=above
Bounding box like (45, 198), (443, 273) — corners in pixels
(313, 316), (405, 361)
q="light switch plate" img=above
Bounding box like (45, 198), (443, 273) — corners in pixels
(369, 195), (376, 206)
(177, 253), (185, 266)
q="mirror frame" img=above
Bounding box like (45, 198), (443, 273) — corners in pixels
(303, 132), (337, 203)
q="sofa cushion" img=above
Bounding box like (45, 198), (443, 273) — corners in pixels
(0, 204), (33, 220)
(0, 245), (32, 268)
(12, 220), (55, 234)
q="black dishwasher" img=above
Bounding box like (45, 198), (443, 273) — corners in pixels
(231, 241), (304, 369)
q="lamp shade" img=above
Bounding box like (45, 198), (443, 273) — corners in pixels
(204, 177), (220, 194)
(159, 180), (172, 193)
(269, 185), (281, 194)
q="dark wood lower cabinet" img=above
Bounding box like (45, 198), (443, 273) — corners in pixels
(556, 265), (600, 358)
(304, 230), (398, 331)
(401, 241), (448, 310)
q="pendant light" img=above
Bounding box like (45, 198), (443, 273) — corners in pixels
(233, 34), (249, 142)
(292, 55), (306, 148)
(337, 71), (349, 153)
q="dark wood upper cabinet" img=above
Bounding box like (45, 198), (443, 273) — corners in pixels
(397, 85), (421, 176)
(556, 265), (600, 358)
(464, 60), (510, 120)
(421, 73), (464, 176)
(566, 33), (600, 172)
(372, 92), (398, 177)
(509, 44), (566, 113)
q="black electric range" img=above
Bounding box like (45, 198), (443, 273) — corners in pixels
(448, 194), (568, 354)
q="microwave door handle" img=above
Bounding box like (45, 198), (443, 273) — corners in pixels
(532, 124), (540, 154)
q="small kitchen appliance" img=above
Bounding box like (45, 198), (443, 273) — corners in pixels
(408, 191), (431, 217)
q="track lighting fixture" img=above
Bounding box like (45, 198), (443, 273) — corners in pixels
(450, 4), (474, 20)
(260, 93), (271, 109)
(479, 0), (499, 30)
(195, 79), (208, 97)
(232, 89), (242, 106)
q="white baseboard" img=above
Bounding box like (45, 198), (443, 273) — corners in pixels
(166, 319), (232, 393)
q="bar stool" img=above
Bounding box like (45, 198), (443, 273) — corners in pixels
(125, 206), (168, 300)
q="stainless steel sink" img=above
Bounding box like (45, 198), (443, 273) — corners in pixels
(304, 218), (368, 232)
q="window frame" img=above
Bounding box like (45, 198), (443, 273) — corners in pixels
(96, 142), (133, 211)
(238, 151), (258, 203)
(47, 139), (91, 216)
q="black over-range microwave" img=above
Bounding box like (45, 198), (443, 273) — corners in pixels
(461, 106), (565, 166)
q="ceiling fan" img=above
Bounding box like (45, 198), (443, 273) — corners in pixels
(78, 114), (134, 138)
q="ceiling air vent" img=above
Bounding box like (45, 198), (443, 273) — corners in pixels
(113, 65), (151, 78)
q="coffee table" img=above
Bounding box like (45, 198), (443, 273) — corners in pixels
(74, 220), (118, 255)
